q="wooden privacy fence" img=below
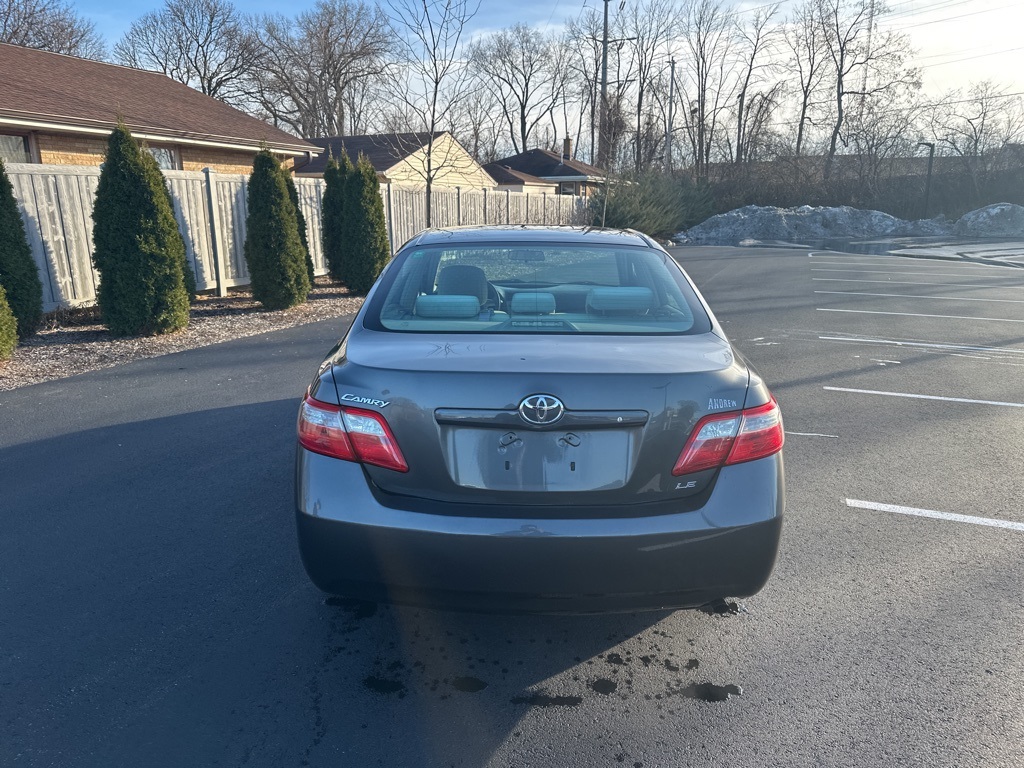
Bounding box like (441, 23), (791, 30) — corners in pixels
(6, 163), (590, 312)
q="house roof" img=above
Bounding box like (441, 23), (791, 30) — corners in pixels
(482, 162), (555, 187)
(0, 43), (318, 156)
(295, 132), (448, 175)
(493, 148), (605, 181)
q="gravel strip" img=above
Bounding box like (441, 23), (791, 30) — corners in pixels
(0, 278), (363, 392)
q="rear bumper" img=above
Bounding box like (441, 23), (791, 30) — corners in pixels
(295, 449), (784, 614)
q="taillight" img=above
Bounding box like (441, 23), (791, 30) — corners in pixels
(297, 396), (408, 473)
(672, 396), (783, 476)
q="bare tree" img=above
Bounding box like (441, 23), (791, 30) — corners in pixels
(469, 24), (564, 155)
(732, 3), (779, 164)
(386, 0), (478, 226)
(816, 0), (917, 180)
(114, 0), (258, 106)
(448, 86), (501, 163)
(564, 8), (605, 164)
(620, 0), (681, 172)
(249, 0), (393, 137)
(929, 81), (1024, 197)
(1, 0), (105, 58)
(679, 0), (734, 179)
(784, 0), (829, 158)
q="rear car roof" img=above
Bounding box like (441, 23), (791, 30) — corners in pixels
(404, 226), (659, 249)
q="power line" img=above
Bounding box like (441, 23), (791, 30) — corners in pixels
(887, 2), (1019, 30)
(916, 46), (1024, 70)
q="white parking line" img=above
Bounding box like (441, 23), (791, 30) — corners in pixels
(818, 335), (1024, 356)
(813, 277), (1024, 289)
(811, 272), (1003, 280)
(824, 386), (1024, 408)
(846, 499), (1024, 533)
(815, 290), (1024, 304)
(817, 308), (1024, 324)
(808, 254), (1021, 271)
(787, 431), (839, 438)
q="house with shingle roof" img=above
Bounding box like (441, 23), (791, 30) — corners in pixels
(0, 42), (319, 174)
(493, 140), (606, 197)
(294, 132), (494, 190)
(482, 162), (557, 193)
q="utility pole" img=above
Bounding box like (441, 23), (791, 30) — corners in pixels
(917, 141), (935, 219)
(666, 57), (675, 171)
(599, 0), (611, 169)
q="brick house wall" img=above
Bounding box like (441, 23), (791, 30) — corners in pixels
(32, 132), (292, 174)
(36, 133), (107, 165)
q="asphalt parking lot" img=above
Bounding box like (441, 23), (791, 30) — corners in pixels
(2, 245), (1022, 767)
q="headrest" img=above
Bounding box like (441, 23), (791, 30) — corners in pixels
(510, 292), (557, 314)
(586, 287), (656, 313)
(414, 294), (481, 318)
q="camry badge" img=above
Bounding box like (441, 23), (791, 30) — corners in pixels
(519, 394), (565, 425)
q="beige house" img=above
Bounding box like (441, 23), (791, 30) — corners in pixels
(294, 132), (495, 189)
(0, 43), (319, 174)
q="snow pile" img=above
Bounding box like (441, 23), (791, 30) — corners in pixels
(678, 204), (951, 244)
(955, 203), (1024, 237)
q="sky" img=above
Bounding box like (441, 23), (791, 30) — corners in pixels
(74, 0), (1023, 96)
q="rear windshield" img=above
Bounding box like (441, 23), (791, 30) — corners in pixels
(365, 243), (712, 335)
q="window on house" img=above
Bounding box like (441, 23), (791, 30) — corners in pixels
(0, 135), (31, 164)
(146, 146), (180, 170)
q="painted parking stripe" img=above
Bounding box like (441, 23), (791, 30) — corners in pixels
(817, 308), (1024, 324)
(812, 277), (1024, 289)
(824, 386), (1024, 408)
(812, 268), (1015, 277)
(809, 254), (1021, 271)
(846, 499), (1024, 533)
(815, 290), (1024, 304)
(787, 431), (839, 438)
(818, 335), (1024, 356)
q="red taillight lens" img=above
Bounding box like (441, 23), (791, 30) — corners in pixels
(297, 396), (408, 473)
(726, 398), (784, 465)
(672, 396), (783, 476)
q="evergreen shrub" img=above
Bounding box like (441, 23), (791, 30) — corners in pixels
(243, 150), (310, 310)
(0, 284), (17, 361)
(284, 170), (316, 284)
(591, 172), (715, 238)
(321, 152), (354, 283)
(91, 125), (190, 336)
(0, 158), (44, 338)
(345, 154), (391, 295)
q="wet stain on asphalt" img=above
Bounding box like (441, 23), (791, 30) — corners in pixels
(699, 599), (744, 616)
(363, 676), (406, 696)
(680, 682), (742, 702)
(685, 659), (700, 670)
(590, 679), (617, 695)
(452, 676), (488, 693)
(605, 652), (626, 665)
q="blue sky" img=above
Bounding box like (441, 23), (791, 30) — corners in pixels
(75, 0), (1023, 95)
(76, 0), (574, 43)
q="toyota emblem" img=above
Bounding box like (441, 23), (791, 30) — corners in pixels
(518, 394), (565, 425)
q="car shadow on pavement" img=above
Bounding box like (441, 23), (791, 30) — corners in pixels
(1, 396), (741, 767)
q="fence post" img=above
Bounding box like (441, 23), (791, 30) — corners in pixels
(202, 167), (229, 297)
(505, 189), (510, 224)
(385, 182), (395, 254)
(525, 193), (530, 224)
(483, 187), (488, 224)
(542, 192), (547, 225)
(456, 186), (462, 226)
